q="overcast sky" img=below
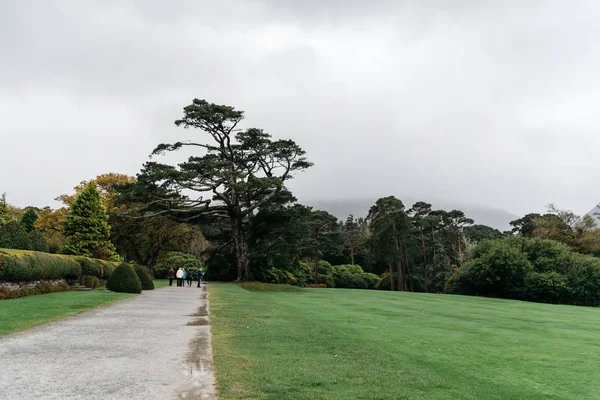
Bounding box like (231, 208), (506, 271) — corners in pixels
(2, 0), (600, 217)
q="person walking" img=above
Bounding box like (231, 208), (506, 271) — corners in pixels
(182, 269), (187, 288)
(186, 268), (193, 287)
(197, 268), (203, 288)
(168, 268), (175, 286)
(176, 267), (184, 287)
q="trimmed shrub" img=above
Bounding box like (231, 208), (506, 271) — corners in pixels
(0, 249), (81, 282)
(106, 263), (142, 294)
(0, 281), (70, 300)
(83, 275), (100, 289)
(134, 265), (155, 290)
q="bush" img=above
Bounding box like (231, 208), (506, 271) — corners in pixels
(318, 273), (335, 288)
(0, 221), (32, 250)
(318, 260), (333, 275)
(264, 268), (296, 285)
(154, 252), (203, 278)
(83, 275), (100, 289)
(523, 239), (571, 274)
(523, 272), (567, 304)
(106, 263), (142, 294)
(451, 238), (532, 298)
(134, 265), (155, 290)
(564, 255), (600, 306)
(74, 256), (119, 280)
(0, 249), (81, 282)
(0, 281), (70, 300)
(336, 264), (364, 274)
(362, 273), (381, 289)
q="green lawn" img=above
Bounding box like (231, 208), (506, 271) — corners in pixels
(0, 291), (134, 336)
(209, 283), (600, 400)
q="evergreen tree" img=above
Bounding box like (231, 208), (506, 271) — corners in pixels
(20, 208), (38, 233)
(61, 182), (120, 261)
(0, 193), (11, 226)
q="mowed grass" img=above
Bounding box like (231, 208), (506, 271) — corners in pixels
(209, 283), (600, 400)
(0, 291), (134, 336)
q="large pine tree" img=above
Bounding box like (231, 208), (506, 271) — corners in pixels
(61, 182), (120, 261)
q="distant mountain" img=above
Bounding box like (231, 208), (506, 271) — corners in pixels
(584, 204), (600, 224)
(302, 197), (519, 231)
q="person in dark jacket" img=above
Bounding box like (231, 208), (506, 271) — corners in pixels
(186, 268), (193, 287)
(197, 268), (203, 288)
(168, 268), (175, 286)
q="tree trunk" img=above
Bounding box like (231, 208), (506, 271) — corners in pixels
(431, 228), (437, 265)
(232, 218), (250, 281)
(420, 229), (428, 293)
(389, 264), (394, 291)
(314, 249), (319, 285)
(350, 246), (355, 265)
(456, 229), (462, 262)
(404, 243), (413, 292)
(396, 260), (404, 292)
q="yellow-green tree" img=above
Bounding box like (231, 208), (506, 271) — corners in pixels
(61, 182), (120, 261)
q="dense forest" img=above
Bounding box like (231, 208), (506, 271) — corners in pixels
(3, 99), (600, 306)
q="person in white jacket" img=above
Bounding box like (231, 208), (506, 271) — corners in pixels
(176, 267), (184, 287)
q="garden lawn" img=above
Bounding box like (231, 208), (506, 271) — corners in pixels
(209, 283), (600, 400)
(0, 291), (134, 336)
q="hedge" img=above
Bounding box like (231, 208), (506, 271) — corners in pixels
(0, 248), (122, 282)
(106, 263), (142, 294)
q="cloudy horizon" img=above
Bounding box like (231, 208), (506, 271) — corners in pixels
(2, 0), (600, 218)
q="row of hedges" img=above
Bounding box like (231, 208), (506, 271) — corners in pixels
(105, 263), (154, 293)
(0, 281), (71, 300)
(0, 248), (122, 282)
(446, 236), (600, 306)
(263, 261), (381, 290)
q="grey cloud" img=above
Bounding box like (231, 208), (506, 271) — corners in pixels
(2, 0), (600, 220)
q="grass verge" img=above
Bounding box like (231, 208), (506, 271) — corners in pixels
(0, 291), (134, 336)
(210, 283), (600, 400)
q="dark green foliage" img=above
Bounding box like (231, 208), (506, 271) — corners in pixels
(522, 272), (567, 304)
(75, 257), (117, 279)
(61, 182), (120, 261)
(105, 263), (142, 294)
(0, 221), (49, 252)
(134, 265), (155, 290)
(264, 268), (296, 285)
(448, 236), (600, 306)
(27, 231), (49, 252)
(463, 224), (504, 242)
(0, 249), (81, 282)
(153, 252), (202, 278)
(362, 273), (381, 289)
(523, 239), (571, 274)
(0, 193), (10, 226)
(0, 221), (31, 250)
(454, 238), (532, 298)
(20, 208), (38, 233)
(318, 274), (335, 288)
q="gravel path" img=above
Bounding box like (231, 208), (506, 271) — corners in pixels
(0, 284), (215, 400)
